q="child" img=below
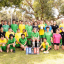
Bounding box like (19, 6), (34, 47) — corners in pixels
(5, 28), (14, 40)
(7, 34), (16, 53)
(19, 34), (27, 51)
(22, 29), (27, 37)
(15, 29), (22, 48)
(53, 29), (62, 50)
(0, 35), (7, 52)
(32, 28), (39, 47)
(43, 26), (53, 50)
(39, 38), (49, 53)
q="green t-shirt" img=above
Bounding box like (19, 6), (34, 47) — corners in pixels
(45, 23), (47, 26)
(27, 25), (32, 36)
(25, 25), (28, 30)
(2, 25), (9, 32)
(43, 32), (52, 44)
(19, 37), (27, 45)
(7, 38), (16, 44)
(11, 24), (18, 33)
(32, 32), (39, 38)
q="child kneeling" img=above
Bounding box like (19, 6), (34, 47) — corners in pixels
(39, 38), (49, 53)
(19, 34), (27, 51)
(0, 35), (7, 52)
(7, 34), (15, 53)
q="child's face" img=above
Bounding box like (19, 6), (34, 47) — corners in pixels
(11, 36), (13, 39)
(17, 29), (20, 33)
(1, 27), (3, 31)
(22, 35), (25, 39)
(44, 39), (47, 42)
(33, 29), (36, 33)
(1, 37), (4, 40)
(47, 28), (49, 31)
(23, 30), (25, 32)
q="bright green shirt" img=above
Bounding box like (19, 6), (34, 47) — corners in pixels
(43, 32), (52, 44)
(2, 25), (9, 32)
(27, 25), (32, 36)
(11, 24), (18, 33)
(45, 23), (47, 26)
(32, 32), (39, 38)
(19, 37), (27, 45)
(25, 25), (28, 30)
(7, 38), (16, 44)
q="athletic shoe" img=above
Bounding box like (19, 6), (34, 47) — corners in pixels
(13, 50), (15, 53)
(43, 51), (49, 54)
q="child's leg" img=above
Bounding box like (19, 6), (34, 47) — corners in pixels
(46, 45), (48, 51)
(13, 43), (15, 51)
(54, 44), (57, 50)
(10, 45), (13, 52)
(10, 49), (13, 52)
(24, 46), (26, 51)
(32, 39), (35, 47)
(62, 45), (64, 50)
(57, 45), (59, 50)
(7, 44), (10, 53)
(41, 48), (45, 52)
(36, 38), (39, 47)
(0, 47), (2, 52)
(2, 45), (6, 51)
(20, 44), (25, 49)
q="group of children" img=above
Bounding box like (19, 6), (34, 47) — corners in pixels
(0, 19), (64, 53)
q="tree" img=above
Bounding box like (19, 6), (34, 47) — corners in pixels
(0, 0), (23, 7)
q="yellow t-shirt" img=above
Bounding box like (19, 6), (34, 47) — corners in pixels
(15, 33), (22, 44)
(19, 24), (25, 33)
(38, 24), (45, 35)
(5, 31), (14, 38)
(59, 23), (64, 32)
(22, 32), (27, 37)
(0, 38), (7, 46)
(41, 42), (49, 48)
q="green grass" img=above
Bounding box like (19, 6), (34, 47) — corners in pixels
(0, 47), (64, 64)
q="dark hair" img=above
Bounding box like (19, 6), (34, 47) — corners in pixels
(13, 19), (15, 21)
(34, 21), (37, 25)
(1, 27), (3, 29)
(23, 29), (26, 32)
(16, 21), (18, 22)
(44, 38), (47, 40)
(1, 35), (4, 38)
(8, 28), (11, 30)
(25, 21), (27, 22)
(19, 20), (21, 22)
(56, 29), (59, 32)
(1, 20), (3, 22)
(46, 26), (49, 29)
(21, 34), (25, 36)
(4, 20), (7, 22)
(21, 20), (23, 22)
(9, 34), (14, 39)
(17, 28), (20, 31)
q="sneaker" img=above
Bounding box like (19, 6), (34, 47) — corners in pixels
(43, 51), (49, 54)
(4, 50), (7, 52)
(13, 50), (15, 53)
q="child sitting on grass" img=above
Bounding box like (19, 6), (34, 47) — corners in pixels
(39, 38), (49, 54)
(0, 35), (7, 52)
(19, 34), (27, 51)
(7, 34), (16, 53)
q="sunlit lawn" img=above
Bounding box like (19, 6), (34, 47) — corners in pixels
(0, 46), (64, 64)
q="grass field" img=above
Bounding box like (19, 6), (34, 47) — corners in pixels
(0, 47), (64, 64)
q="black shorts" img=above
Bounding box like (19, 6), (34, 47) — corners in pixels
(62, 42), (64, 46)
(54, 43), (59, 46)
